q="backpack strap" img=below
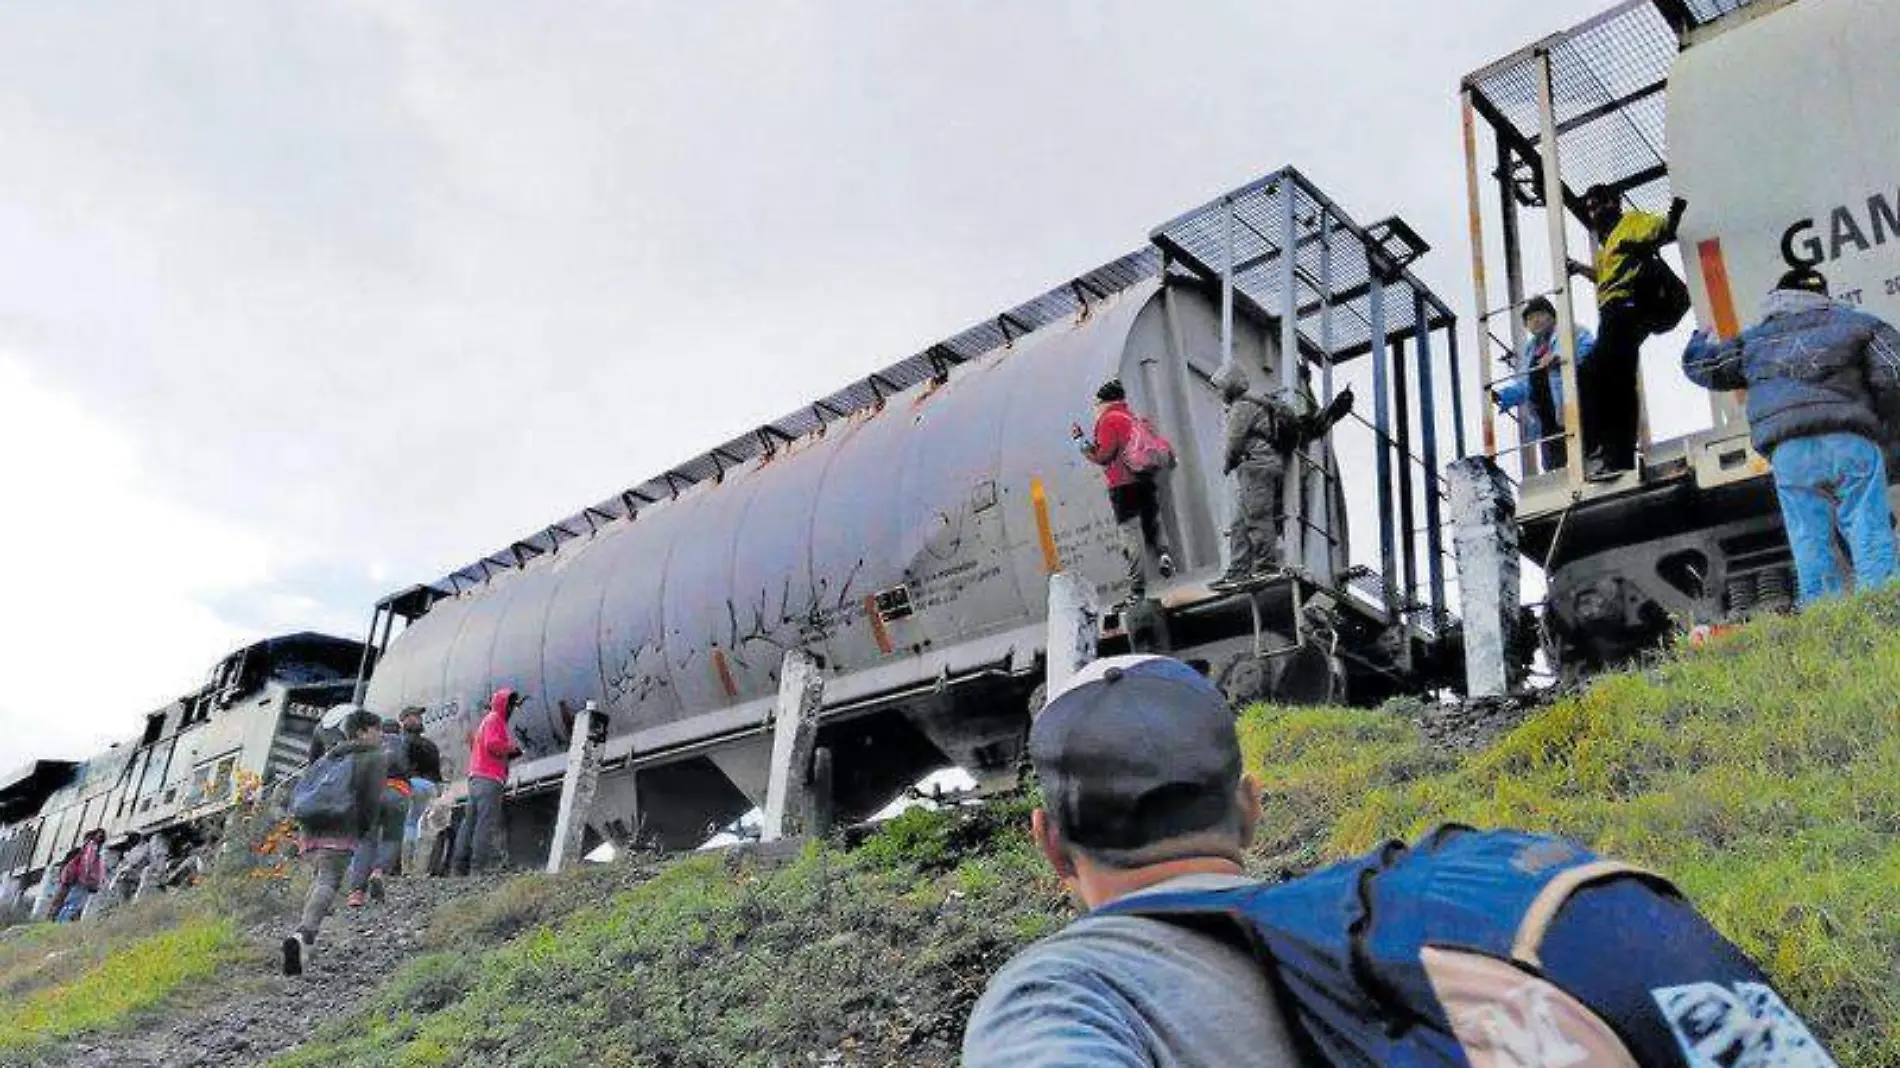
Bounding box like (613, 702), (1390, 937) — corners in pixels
(1510, 860), (1673, 968)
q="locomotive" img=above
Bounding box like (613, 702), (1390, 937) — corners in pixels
(0, 633), (367, 903)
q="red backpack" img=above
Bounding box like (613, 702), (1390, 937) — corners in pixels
(1122, 416), (1177, 475)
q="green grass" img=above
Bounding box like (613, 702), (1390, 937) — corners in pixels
(1243, 589), (1900, 1065)
(20, 588), (1877, 1066)
(276, 803), (1059, 1068)
(0, 913), (242, 1056)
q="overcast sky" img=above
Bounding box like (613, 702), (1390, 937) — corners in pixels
(0, 0), (1675, 772)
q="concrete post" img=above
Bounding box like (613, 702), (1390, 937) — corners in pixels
(29, 864), (59, 920)
(1449, 456), (1521, 697)
(761, 650), (824, 842)
(545, 701), (604, 873)
(1045, 571), (1100, 708)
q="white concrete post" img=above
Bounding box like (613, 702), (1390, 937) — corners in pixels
(29, 863), (59, 920)
(545, 701), (604, 874)
(1449, 456), (1521, 697)
(761, 650), (824, 842)
(1044, 571), (1100, 709)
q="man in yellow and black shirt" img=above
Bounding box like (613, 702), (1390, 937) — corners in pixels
(1570, 184), (1688, 480)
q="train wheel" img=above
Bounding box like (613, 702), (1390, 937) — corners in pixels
(1216, 652), (1273, 708)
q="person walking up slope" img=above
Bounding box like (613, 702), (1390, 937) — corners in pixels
(345, 718), (412, 906)
(450, 689), (523, 876)
(283, 708), (385, 975)
(1683, 267), (1900, 605)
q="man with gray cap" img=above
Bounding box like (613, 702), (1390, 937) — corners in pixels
(961, 654), (1302, 1067)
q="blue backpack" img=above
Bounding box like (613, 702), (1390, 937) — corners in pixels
(288, 750), (358, 825)
(1097, 826), (1838, 1067)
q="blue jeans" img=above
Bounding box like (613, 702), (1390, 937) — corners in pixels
(348, 787), (408, 891)
(1771, 433), (1899, 606)
(55, 885), (91, 922)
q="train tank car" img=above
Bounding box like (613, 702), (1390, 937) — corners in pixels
(363, 169), (1460, 854)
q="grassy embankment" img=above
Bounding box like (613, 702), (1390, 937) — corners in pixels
(281, 588), (1900, 1067)
(0, 895), (246, 1059)
(8, 589), (1896, 1065)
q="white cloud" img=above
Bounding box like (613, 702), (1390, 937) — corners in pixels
(0, 355), (295, 768)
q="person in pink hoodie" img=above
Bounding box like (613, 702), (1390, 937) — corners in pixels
(449, 688), (523, 876)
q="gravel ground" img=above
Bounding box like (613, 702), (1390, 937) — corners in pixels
(1404, 693), (1543, 752)
(40, 873), (498, 1068)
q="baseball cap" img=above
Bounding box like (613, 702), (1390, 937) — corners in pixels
(1030, 654), (1241, 852)
(1776, 266), (1830, 296)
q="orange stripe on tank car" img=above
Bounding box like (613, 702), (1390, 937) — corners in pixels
(864, 595), (895, 655)
(712, 648), (739, 699)
(1697, 238), (1742, 339)
(1031, 477), (1061, 574)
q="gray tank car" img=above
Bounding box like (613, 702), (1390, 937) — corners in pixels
(364, 171), (1459, 854)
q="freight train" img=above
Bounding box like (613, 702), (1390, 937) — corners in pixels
(4, 0), (1892, 881)
(0, 634), (367, 904)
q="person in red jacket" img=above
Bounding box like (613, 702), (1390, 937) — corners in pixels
(53, 829), (108, 922)
(1072, 379), (1175, 600)
(449, 688), (523, 876)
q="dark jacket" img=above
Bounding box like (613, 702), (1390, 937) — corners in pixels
(1682, 289), (1900, 455)
(404, 727), (443, 783)
(1215, 366), (1353, 474)
(299, 736), (388, 841)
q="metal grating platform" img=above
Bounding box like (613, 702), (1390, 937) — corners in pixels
(1464, 0), (1773, 220)
(1149, 169), (1455, 363)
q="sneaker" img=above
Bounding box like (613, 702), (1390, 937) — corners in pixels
(1157, 553), (1176, 579)
(368, 871), (386, 903)
(281, 935), (303, 977)
(1209, 572), (1247, 593)
(346, 889), (367, 908)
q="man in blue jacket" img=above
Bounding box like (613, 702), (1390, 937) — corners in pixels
(1494, 296), (1595, 472)
(1682, 268), (1900, 606)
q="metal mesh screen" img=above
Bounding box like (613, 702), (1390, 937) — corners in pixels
(1148, 169), (1454, 363)
(1466, 0), (1771, 218)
